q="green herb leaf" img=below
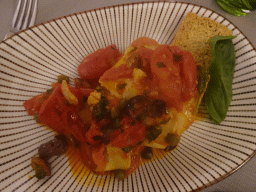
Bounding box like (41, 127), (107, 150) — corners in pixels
(156, 62), (166, 68)
(205, 36), (236, 124)
(117, 83), (127, 89)
(173, 54), (182, 62)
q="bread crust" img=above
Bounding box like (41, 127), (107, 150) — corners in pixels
(171, 12), (232, 68)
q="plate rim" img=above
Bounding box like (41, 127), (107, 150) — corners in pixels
(1, 1), (256, 191)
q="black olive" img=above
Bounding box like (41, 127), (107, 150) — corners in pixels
(147, 99), (167, 117)
(164, 145), (177, 152)
(141, 147), (153, 159)
(124, 95), (148, 119)
(114, 169), (126, 180)
(38, 135), (68, 159)
(55, 134), (68, 149)
(165, 133), (180, 146)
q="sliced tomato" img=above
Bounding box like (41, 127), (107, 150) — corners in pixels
(150, 45), (198, 111)
(38, 84), (87, 141)
(150, 44), (183, 111)
(180, 51), (198, 101)
(23, 92), (50, 116)
(99, 64), (133, 81)
(110, 116), (146, 148)
(80, 142), (107, 172)
(84, 120), (102, 145)
(78, 44), (122, 80)
(131, 36), (159, 48)
(124, 145), (143, 176)
(137, 47), (154, 74)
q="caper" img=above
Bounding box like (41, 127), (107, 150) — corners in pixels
(164, 145), (177, 152)
(141, 147), (153, 160)
(165, 133), (180, 146)
(57, 74), (70, 83)
(114, 169), (126, 180)
(35, 167), (46, 179)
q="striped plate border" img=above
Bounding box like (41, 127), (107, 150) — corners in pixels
(0, 1), (256, 192)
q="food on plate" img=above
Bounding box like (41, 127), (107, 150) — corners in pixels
(204, 36), (235, 123)
(24, 12), (234, 180)
(171, 12), (234, 123)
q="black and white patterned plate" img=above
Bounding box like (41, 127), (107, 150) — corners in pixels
(0, 2), (255, 192)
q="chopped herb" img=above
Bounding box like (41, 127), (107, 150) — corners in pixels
(117, 83), (127, 89)
(95, 86), (103, 92)
(173, 54), (182, 62)
(146, 127), (162, 143)
(110, 59), (116, 66)
(46, 88), (53, 95)
(93, 135), (103, 141)
(92, 96), (109, 116)
(122, 146), (133, 153)
(111, 45), (116, 50)
(156, 62), (166, 68)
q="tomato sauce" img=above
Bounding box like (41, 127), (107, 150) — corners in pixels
(24, 37), (198, 180)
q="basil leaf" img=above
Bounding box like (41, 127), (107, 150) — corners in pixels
(205, 36), (236, 124)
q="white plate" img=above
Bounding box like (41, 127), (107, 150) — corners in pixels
(0, 2), (256, 192)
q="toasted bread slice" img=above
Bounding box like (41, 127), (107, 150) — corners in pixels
(171, 12), (232, 68)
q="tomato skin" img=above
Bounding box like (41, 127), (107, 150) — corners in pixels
(23, 92), (49, 116)
(150, 45), (198, 111)
(131, 36), (159, 48)
(180, 51), (197, 101)
(99, 64), (133, 81)
(150, 44), (183, 111)
(38, 84), (88, 141)
(110, 116), (146, 148)
(78, 45), (122, 80)
(80, 143), (107, 172)
(84, 121), (102, 145)
(124, 145), (143, 176)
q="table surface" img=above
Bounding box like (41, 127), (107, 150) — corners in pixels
(0, 0), (255, 191)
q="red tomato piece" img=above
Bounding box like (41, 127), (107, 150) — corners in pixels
(124, 145), (143, 176)
(137, 47), (153, 74)
(110, 116), (146, 148)
(80, 143), (107, 172)
(84, 121), (102, 145)
(131, 36), (159, 48)
(150, 44), (183, 111)
(99, 64), (133, 81)
(23, 92), (49, 116)
(78, 45), (122, 80)
(180, 51), (198, 101)
(38, 84), (86, 141)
